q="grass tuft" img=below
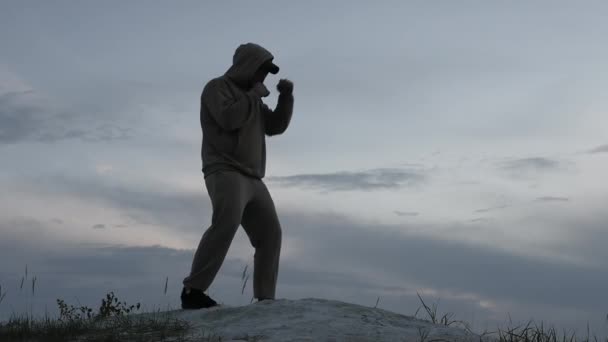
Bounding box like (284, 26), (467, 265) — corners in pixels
(0, 266), (195, 341)
(412, 292), (608, 342)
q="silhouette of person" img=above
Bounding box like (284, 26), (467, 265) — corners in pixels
(181, 43), (294, 309)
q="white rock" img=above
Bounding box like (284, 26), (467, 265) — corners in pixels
(134, 297), (492, 342)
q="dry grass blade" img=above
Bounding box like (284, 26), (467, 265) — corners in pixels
(417, 326), (430, 342)
(241, 274), (249, 295)
(242, 264), (248, 281)
(415, 291), (437, 323)
(0, 285), (6, 305)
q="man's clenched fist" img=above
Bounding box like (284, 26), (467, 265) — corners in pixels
(277, 79), (293, 95)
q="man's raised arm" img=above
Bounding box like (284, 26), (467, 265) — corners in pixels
(264, 79), (294, 136)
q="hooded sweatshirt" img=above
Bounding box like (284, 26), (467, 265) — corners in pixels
(200, 43), (294, 180)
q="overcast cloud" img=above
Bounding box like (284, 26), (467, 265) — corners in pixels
(1, 0), (608, 337)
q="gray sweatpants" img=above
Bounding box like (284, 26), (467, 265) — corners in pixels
(182, 170), (282, 300)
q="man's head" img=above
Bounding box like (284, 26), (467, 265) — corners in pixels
(250, 59), (279, 86)
(251, 67), (269, 86)
(225, 43), (280, 88)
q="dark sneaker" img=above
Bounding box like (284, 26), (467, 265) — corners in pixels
(181, 287), (218, 309)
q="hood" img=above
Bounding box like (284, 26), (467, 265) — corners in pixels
(225, 43), (276, 87)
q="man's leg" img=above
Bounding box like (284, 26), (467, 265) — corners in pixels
(183, 171), (253, 292)
(240, 178), (282, 300)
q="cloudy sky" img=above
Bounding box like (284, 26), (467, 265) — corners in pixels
(1, 0), (608, 337)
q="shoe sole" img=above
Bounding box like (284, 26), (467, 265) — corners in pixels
(181, 304), (218, 309)
(181, 300), (219, 310)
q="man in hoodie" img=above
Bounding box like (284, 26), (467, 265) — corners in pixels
(181, 43), (294, 309)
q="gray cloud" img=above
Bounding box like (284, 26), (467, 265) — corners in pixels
(496, 157), (567, 180)
(474, 205), (509, 213)
(92, 224), (106, 230)
(4, 205), (608, 335)
(470, 217), (492, 223)
(535, 196), (569, 202)
(29, 174), (211, 233)
(500, 157), (560, 172)
(0, 90), (41, 143)
(277, 209), (608, 323)
(26, 173), (608, 312)
(393, 210), (419, 217)
(266, 168), (428, 192)
(589, 144), (608, 154)
(0, 230), (197, 320)
(0, 90), (132, 145)
(0, 228), (395, 325)
(1, 0), (608, 337)
(3, 172), (608, 335)
(17, 163), (608, 318)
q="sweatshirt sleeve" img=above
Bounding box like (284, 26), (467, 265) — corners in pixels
(263, 93), (294, 136)
(202, 79), (257, 131)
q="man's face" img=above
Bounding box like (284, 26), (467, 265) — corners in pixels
(251, 67), (270, 85)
